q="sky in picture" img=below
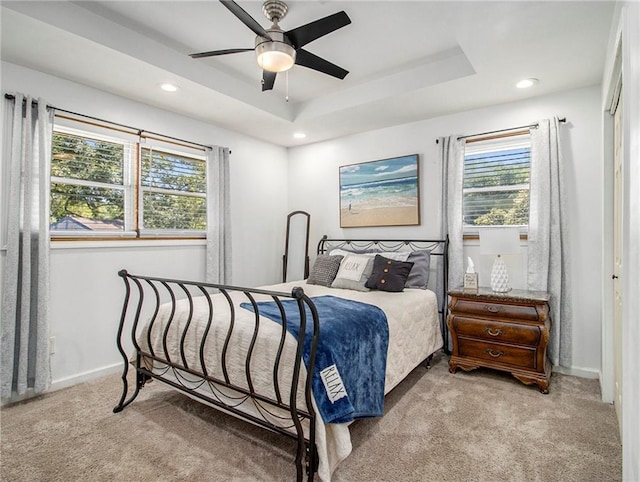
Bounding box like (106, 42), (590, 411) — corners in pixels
(340, 155), (417, 188)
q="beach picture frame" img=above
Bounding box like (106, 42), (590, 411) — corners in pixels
(339, 154), (420, 228)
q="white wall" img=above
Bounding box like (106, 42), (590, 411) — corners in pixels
(288, 85), (604, 376)
(48, 241), (207, 387)
(0, 62), (289, 388)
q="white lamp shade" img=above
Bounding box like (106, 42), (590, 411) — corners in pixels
(479, 227), (521, 255)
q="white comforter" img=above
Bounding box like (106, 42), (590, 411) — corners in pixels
(138, 281), (442, 481)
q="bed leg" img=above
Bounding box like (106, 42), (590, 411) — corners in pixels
(113, 357), (145, 413)
(423, 354), (434, 370)
(305, 443), (318, 481)
(295, 442), (317, 481)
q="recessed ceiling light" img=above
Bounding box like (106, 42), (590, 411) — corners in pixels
(293, 132), (306, 139)
(516, 78), (538, 89)
(160, 83), (179, 92)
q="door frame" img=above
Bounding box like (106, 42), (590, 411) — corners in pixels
(601, 5), (640, 479)
(600, 36), (622, 406)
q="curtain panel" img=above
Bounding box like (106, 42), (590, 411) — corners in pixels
(440, 135), (465, 291)
(528, 117), (572, 367)
(1, 93), (54, 398)
(205, 146), (232, 285)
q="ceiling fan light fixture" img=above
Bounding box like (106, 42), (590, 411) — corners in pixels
(256, 40), (296, 72)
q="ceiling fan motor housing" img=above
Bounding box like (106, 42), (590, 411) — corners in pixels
(255, 29), (296, 72)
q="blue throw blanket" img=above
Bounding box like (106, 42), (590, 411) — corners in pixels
(240, 295), (389, 424)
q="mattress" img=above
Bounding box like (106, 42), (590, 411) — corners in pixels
(138, 280), (442, 481)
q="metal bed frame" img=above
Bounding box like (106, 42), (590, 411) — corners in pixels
(113, 236), (448, 481)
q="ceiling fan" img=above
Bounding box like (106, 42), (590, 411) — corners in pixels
(190, 0), (351, 91)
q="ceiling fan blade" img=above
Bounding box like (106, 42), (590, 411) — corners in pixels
(220, 0), (272, 40)
(190, 48), (253, 59)
(295, 49), (348, 80)
(262, 70), (277, 91)
(285, 11), (351, 49)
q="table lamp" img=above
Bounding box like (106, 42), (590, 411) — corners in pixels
(479, 227), (521, 292)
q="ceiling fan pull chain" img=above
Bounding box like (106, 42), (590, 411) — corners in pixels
(286, 70), (289, 102)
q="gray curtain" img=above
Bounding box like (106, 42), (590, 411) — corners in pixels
(1, 93), (53, 398)
(440, 135), (466, 290)
(528, 117), (572, 367)
(205, 146), (232, 284)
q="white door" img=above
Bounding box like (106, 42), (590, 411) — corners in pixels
(613, 87), (623, 430)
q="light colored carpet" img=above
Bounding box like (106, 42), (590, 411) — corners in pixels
(0, 352), (621, 481)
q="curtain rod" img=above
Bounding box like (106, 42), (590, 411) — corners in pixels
(4, 93), (215, 152)
(435, 117), (567, 144)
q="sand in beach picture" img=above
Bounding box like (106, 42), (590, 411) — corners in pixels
(339, 154), (420, 228)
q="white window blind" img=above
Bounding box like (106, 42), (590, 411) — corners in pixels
(139, 146), (207, 235)
(463, 134), (531, 227)
(50, 126), (135, 236)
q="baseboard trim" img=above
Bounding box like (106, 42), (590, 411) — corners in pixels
(552, 364), (600, 379)
(1, 363), (122, 407)
(51, 363), (122, 392)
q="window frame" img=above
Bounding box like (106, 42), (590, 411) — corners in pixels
(50, 125), (136, 238)
(462, 133), (532, 236)
(138, 143), (207, 238)
(49, 123), (208, 240)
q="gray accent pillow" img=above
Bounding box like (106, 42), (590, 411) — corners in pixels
(306, 254), (344, 287)
(404, 249), (431, 289)
(331, 254), (375, 292)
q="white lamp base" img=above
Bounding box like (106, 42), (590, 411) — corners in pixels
(490, 255), (511, 292)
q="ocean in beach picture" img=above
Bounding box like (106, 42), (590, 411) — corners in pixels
(339, 154), (420, 228)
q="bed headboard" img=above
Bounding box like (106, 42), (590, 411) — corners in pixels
(317, 235), (449, 353)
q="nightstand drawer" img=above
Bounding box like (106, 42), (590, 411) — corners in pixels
(452, 316), (540, 346)
(452, 299), (540, 321)
(458, 339), (537, 369)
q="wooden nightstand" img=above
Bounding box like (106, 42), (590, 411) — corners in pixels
(447, 287), (551, 393)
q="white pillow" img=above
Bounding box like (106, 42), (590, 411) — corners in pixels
(329, 248), (410, 262)
(331, 254), (375, 291)
(378, 251), (411, 262)
(328, 248), (365, 257)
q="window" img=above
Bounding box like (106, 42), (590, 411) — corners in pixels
(50, 126), (132, 234)
(462, 133), (531, 228)
(140, 147), (207, 232)
(50, 122), (207, 238)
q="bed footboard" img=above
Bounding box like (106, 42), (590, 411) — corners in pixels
(113, 270), (320, 481)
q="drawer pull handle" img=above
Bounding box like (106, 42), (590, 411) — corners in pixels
(486, 305), (502, 313)
(485, 327), (504, 337)
(485, 348), (505, 358)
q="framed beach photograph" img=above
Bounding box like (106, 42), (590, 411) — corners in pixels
(339, 154), (420, 228)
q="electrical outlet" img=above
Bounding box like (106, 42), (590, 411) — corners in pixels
(49, 336), (56, 355)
